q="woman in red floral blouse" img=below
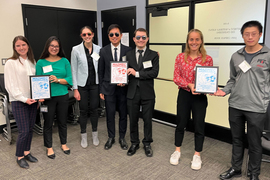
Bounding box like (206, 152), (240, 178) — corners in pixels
(169, 29), (213, 170)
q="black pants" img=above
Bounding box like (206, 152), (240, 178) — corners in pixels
(78, 85), (99, 133)
(12, 101), (37, 157)
(175, 89), (208, 152)
(43, 94), (69, 148)
(127, 86), (155, 146)
(229, 107), (265, 175)
(104, 86), (127, 139)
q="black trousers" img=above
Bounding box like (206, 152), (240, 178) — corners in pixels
(78, 84), (99, 133)
(175, 89), (208, 152)
(43, 94), (69, 148)
(104, 86), (127, 139)
(127, 86), (155, 146)
(229, 107), (265, 175)
(12, 101), (37, 157)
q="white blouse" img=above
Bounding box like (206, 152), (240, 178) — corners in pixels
(4, 57), (35, 103)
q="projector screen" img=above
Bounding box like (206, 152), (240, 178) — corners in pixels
(195, 0), (266, 43)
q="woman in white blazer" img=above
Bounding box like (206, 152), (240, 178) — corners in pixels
(71, 26), (101, 148)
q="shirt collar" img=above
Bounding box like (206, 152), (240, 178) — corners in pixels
(187, 54), (202, 61)
(136, 46), (147, 53)
(111, 43), (121, 50)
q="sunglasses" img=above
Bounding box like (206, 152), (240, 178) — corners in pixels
(81, 33), (92, 37)
(109, 33), (120, 37)
(135, 36), (147, 40)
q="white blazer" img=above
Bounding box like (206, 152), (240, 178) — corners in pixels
(71, 42), (101, 89)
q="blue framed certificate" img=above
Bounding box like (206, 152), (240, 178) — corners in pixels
(29, 75), (51, 100)
(194, 66), (219, 94)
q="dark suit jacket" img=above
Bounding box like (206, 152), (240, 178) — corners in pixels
(126, 48), (159, 100)
(98, 44), (132, 95)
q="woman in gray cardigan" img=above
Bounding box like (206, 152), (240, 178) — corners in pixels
(71, 26), (101, 148)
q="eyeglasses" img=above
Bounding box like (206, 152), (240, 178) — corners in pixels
(81, 33), (92, 37)
(109, 33), (120, 37)
(243, 33), (259, 38)
(135, 36), (147, 40)
(50, 45), (59, 49)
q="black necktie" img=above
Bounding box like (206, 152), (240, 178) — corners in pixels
(114, 48), (118, 61)
(138, 50), (144, 68)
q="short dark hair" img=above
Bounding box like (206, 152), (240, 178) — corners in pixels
(80, 26), (94, 34)
(39, 36), (66, 59)
(107, 24), (122, 34)
(134, 28), (148, 37)
(240, 20), (263, 35)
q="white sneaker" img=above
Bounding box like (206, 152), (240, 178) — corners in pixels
(92, 131), (99, 146)
(81, 133), (88, 148)
(170, 151), (181, 165)
(191, 155), (202, 170)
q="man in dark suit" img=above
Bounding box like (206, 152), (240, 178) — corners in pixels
(99, 24), (132, 150)
(126, 28), (159, 157)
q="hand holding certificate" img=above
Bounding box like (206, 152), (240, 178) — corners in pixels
(194, 66), (219, 94)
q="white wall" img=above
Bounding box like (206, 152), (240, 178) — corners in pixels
(265, 0), (270, 47)
(96, 0), (146, 46)
(0, 0), (97, 74)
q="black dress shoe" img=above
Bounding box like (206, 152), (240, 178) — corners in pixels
(46, 149), (55, 159)
(250, 174), (259, 180)
(144, 145), (153, 157)
(17, 158), (29, 169)
(119, 138), (128, 150)
(24, 153), (38, 163)
(127, 144), (140, 156)
(220, 167), (242, 179)
(61, 147), (70, 155)
(104, 138), (115, 150)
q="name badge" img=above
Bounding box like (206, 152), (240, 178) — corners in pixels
(91, 52), (100, 61)
(239, 60), (251, 73)
(40, 105), (48, 112)
(143, 60), (152, 69)
(194, 63), (202, 71)
(122, 56), (127, 62)
(43, 65), (53, 73)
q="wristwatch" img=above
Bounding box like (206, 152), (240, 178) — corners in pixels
(58, 79), (60, 83)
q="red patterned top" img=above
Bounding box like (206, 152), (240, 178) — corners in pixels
(173, 53), (213, 92)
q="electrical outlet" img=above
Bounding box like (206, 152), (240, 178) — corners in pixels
(2, 58), (7, 65)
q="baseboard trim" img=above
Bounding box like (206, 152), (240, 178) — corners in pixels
(153, 110), (270, 156)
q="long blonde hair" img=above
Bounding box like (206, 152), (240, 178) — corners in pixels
(184, 29), (207, 63)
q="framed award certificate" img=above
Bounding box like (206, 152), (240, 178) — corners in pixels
(29, 75), (51, 100)
(110, 61), (128, 84)
(194, 66), (219, 94)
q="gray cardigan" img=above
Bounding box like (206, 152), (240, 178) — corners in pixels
(71, 42), (101, 89)
(222, 46), (270, 113)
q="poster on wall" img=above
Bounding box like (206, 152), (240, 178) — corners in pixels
(195, 0), (266, 43)
(121, 33), (129, 47)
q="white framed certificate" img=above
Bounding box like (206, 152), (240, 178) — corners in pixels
(110, 61), (128, 84)
(30, 75), (51, 100)
(194, 66), (219, 94)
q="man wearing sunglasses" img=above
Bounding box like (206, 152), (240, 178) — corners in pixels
(126, 28), (159, 157)
(98, 24), (132, 151)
